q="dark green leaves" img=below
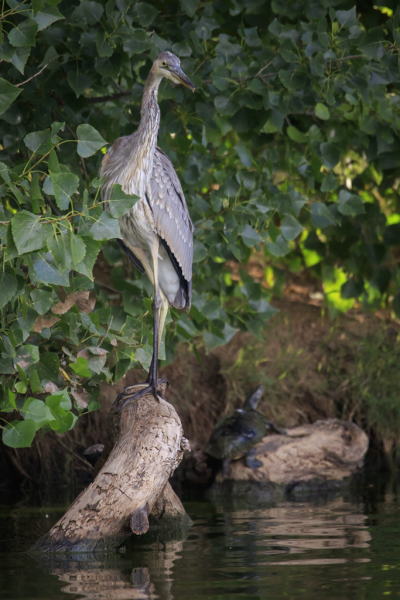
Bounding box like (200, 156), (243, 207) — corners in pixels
(320, 143), (341, 169)
(11, 211), (51, 254)
(67, 72), (91, 98)
(8, 19), (38, 47)
(50, 172), (79, 210)
(107, 185), (140, 218)
(281, 216), (303, 241)
(0, 79), (21, 115)
(136, 2), (159, 27)
(90, 212), (121, 240)
(0, 272), (17, 309)
(24, 129), (53, 155)
(2, 420), (36, 448)
(359, 28), (385, 60)
(315, 103), (330, 120)
(77, 124), (107, 157)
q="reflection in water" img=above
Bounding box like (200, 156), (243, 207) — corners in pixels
(3, 485), (400, 600)
(35, 497), (374, 600)
(35, 539), (185, 600)
(59, 565), (156, 599)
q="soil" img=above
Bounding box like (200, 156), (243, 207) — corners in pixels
(1, 296), (398, 494)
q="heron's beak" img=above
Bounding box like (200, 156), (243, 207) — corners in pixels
(171, 66), (195, 91)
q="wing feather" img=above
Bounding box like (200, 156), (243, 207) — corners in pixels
(150, 147), (194, 282)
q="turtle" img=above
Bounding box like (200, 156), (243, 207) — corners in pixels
(205, 384), (285, 476)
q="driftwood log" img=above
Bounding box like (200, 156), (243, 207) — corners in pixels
(32, 385), (191, 553)
(218, 419), (369, 485)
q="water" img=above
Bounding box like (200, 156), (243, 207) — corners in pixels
(1, 480), (400, 600)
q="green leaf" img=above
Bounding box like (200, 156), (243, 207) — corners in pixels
(136, 2), (159, 26)
(21, 398), (55, 428)
(47, 234), (71, 272)
(50, 171), (79, 210)
(0, 356), (14, 375)
(67, 71), (91, 98)
(96, 31), (113, 57)
(33, 252), (70, 285)
(0, 79), (21, 115)
(0, 272), (17, 309)
(2, 419), (36, 448)
(89, 212), (121, 240)
(359, 28), (384, 60)
(32, 5), (64, 31)
(180, 0), (197, 17)
(70, 357), (92, 377)
(70, 233), (86, 267)
(11, 47), (30, 74)
(241, 224), (262, 248)
(337, 190), (365, 216)
(11, 211), (51, 254)
(335, 7), (357, 28)
(24, 129), (53, 155)
(107, 184), (140, 218)
(315, 103), (330, 120)
(267, 235), (290, 257)
(0, 161), (10, 183)
(311, 202), (337, 228)
(77, 124), (107, 157)
(321, 172), (338, 192)
(8, 19), (38, 47)
(134, 345), (153, 370)
(193, 240), (207, 263)
(75, 237), (101, 279)
(82, 0), (104, 23)
(29, 370), (43, 393)
(281, 215), (303, 241)
(30, 289), (53, 315)
(286, 126), (308, 143)
(320, 143), (340, 169)
(34, 352), (60, 382)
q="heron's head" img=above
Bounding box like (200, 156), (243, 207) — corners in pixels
(153, 51), (195, 91)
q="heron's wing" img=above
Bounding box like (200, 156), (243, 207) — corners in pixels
(99, 134), (135, 202)
(100, 135), (147, 274)
(149, 147), (194, 283)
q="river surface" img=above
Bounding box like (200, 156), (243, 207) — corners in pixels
(1, 478), (400, 600)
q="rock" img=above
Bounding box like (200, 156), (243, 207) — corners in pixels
(216, 419), (369, 486)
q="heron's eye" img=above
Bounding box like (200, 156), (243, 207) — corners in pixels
(162, 61), (167, 67)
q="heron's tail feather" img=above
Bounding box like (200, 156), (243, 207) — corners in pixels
(117, 239), (145, 274)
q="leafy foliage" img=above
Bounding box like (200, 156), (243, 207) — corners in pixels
(1, 0), (400, 447)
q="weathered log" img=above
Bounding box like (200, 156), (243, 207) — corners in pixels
(31, 385), (191, 553)
(217, 419), (369, 485)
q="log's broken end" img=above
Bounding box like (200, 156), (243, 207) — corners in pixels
(131, 506), (150, 535)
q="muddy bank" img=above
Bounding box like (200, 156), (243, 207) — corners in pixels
(1, 298), (398, 494)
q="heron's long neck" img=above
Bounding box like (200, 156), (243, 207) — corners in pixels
(133, 70), (161, 181)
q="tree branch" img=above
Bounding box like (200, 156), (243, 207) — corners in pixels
(86, 90), (132, 104)
(16, 61), (50, 88)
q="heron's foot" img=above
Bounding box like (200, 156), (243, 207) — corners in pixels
(115, 380), (168, 412)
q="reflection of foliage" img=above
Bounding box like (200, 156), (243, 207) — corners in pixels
(1, 0), (400, 446)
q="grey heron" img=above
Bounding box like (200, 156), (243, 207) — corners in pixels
(100, 52), (195, 410)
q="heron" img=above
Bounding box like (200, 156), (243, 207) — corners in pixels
(100, 52), (195, 410)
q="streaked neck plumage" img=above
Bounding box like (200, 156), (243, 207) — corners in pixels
(133, 67), (162, 188)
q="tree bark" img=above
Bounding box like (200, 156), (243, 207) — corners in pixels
(218, 419), (368, 484)
(31, 386), (191, 553)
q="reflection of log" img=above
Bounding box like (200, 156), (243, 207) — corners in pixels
(32, 387), (191, 553)
(219, 419), (369, 485)
(34, 539), (184, 600)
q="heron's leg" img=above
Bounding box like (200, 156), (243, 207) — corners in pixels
(117, 241), (164, 411)
(145, 292), (169, 398)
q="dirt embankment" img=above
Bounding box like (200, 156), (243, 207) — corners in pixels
(1, 298), (399, 493)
